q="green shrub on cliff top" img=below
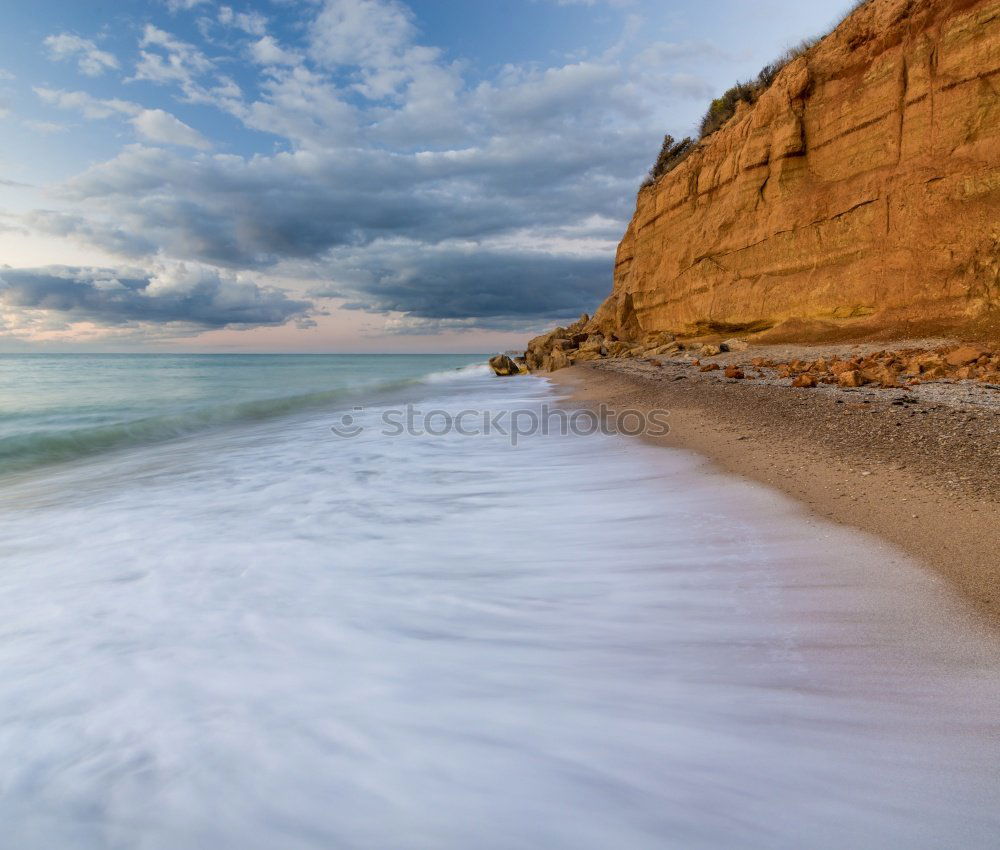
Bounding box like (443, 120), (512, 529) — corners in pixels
(642, 0), (877, 190)
(698, 39), (817, 139)
(641, 135), (696, 189)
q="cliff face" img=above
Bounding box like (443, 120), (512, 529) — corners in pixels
(594, 0), (1000, 344)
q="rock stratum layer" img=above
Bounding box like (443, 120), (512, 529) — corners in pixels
(592, 0), (1000, 344)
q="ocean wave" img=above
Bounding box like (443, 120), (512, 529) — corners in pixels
(0, 371), (452, 476)
(419, 362), (493, 383)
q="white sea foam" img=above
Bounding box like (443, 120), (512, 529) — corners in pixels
(419, 361), (494, 383)
(0, 365), (998, 849)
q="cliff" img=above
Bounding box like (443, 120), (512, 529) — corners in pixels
(592, 0), (1000, 345)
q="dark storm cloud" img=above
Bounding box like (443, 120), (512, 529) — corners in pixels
(317, 250), (611, 321)
(50, 134), (647, 270)
(0, 266), (312, 328)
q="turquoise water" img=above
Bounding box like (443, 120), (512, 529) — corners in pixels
(0, 354), (482, 475)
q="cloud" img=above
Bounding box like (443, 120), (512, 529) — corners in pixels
(35, 87), (210, 149)
(20, 0), (724, 333)
(130, 25), (243, 112)
(132, 109), (211, 149)
(0, 264), (312, 329)
(162, 0), (211, 11)
(249, 36), (301, 67)
(308, 0), (444, 101)
(43, 33), (119, 77)
(314, 244), (612, 326)
(309, 0), (416, 72)
(218, 5), (267, 36)
(35, 86), (136, 119)
(132, 25), (212, 88)
(24, 210), (160, 257)
(53, 129), (641, 269)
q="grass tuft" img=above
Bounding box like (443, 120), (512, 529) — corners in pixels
(642, 0), (877, 189)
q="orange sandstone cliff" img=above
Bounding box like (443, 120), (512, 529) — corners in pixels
(592, 0), (1000, 345)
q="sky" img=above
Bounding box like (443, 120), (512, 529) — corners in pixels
(0, 0), (853, 352)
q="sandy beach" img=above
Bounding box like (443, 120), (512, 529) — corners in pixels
(551, 348), (1000, 623)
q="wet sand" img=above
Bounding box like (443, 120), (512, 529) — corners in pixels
(550, 358), (1000, 623)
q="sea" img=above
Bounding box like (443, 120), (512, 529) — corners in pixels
(1, 353), (998, 849)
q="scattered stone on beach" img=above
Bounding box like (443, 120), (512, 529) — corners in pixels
(838, 370), (867, 388)
(489, 354), (521, 377)
(722, 338), (749, 352)
(519, 314), (1000, 394)
(945, 345), (989, 367)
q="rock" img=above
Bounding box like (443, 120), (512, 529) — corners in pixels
(700, 363), (721, 372)
(571, 349), (603, 363)
(548, 349), (570, 372)
(721, 338), (749, 352)
(913, 354), (944, 372)
(945, 345), (989, 367)
(526, 327), (566, 353)
(860, 365), (902, 387)
(837, 369), (867, 388)
(699, 344), (722, 357)
(525, 326), (569, 371)
(724, 366), (745, 379)
(792, 374), (818, 388)
(489, 354), (521, 377)
(830, 360), (858, 376)
(644, 342), (680, 356)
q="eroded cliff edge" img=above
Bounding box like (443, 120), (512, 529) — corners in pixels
(590, 0), (1000, 346)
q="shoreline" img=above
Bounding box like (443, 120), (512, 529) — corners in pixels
(549, 359), (1000, 624)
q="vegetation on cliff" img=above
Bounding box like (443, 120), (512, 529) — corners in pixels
(641, 135), (696, 188)
(642, 0), (874, 188)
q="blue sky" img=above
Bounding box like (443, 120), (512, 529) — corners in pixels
(0, 0), (851, 351)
